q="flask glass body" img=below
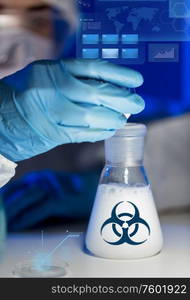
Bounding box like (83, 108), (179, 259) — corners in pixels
(85, 124), (163, 259)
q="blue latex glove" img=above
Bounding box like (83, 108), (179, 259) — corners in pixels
(1, 170), (100, 231)
(0, 59), (144, 162)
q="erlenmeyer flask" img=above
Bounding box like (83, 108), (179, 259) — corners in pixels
(85, 123), (163, 259)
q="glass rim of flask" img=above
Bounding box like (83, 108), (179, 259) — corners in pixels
(105, 123), (147, 167)
(112, 123), (147, 138)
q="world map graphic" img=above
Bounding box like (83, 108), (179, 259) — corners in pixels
(105, 6), (160, 33)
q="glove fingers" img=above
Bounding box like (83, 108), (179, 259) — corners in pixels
(53, 75), (144, 115)
(50, 97), (126, 129)
(86, 81), (145, 114)
(62, 59), (144, 88)
(78, 105), (127, 129)
(29, 61), (144, 115)
(63, 127), (116, 143)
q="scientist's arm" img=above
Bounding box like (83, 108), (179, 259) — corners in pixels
(0, 59), (144, 163)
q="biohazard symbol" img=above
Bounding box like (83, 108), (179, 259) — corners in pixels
(100, 201), (151, 245)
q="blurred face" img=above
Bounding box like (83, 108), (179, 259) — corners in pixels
(0, 0), (78, 37)
(0, 0), (53, 37)
(0, 1), (54, 78)
(0, 0), (78, 78)
(0, 0), (45, 9)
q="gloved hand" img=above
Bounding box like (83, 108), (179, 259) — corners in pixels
(1, 169), (100, 231)
(0, 59), (144, 162)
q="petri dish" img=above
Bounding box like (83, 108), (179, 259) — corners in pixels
(12, 260), (69, 278)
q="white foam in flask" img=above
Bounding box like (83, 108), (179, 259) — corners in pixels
(85, 123), (163, 259)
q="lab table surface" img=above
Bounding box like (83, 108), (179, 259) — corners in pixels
(0, 213), (190, 277)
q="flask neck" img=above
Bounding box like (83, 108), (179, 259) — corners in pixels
(105, 124), (146, 167)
